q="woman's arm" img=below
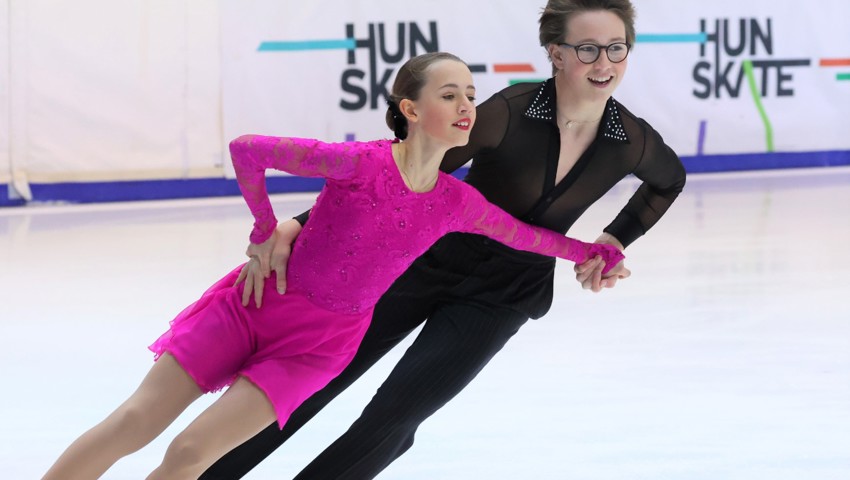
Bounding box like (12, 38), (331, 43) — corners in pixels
(229, 135), (359, 244)
(457, 185), (625, 274)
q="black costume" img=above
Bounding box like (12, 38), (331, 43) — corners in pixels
(200, 78), (687, 479)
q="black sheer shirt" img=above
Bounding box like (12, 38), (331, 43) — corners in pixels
(438, 78), (686, 248)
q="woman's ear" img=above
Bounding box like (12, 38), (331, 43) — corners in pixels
(399, 98), (417, 123)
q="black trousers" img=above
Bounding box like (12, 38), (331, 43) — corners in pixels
(200, 235), (553, 479)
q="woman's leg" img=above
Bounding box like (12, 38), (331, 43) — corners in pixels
(199, 275), (439, 479)
(42, 354), (203, 480)
(146, 376), (276, 479)
(292, 302), (529, 479)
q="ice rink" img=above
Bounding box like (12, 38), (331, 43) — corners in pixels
(2, 166), (849, 479)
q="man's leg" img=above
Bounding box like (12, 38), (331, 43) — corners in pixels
(199, 283), (438, 479)
(293, 302), (529, 479)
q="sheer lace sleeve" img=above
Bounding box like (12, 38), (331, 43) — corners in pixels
(229, 135), (362, 244)
(455, 184), (624, 274)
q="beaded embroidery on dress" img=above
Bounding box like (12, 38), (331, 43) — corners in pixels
(229, 136), (624, 314)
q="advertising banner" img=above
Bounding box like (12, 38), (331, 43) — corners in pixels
(220, 0), (850, 176)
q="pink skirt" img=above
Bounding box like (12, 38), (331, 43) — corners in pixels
(149, 265), (372, 428)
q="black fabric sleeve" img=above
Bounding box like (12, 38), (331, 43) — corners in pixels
(603, 121), (687, 247)
(293, 209), (311, 226)
(440, 92), (510, 173)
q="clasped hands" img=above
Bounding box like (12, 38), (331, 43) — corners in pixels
(236, 220), (631, 307)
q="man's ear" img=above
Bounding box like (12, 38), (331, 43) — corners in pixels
(548, 43), (566, 69)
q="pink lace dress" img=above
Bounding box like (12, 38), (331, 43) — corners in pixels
(149, 136), (623, 428)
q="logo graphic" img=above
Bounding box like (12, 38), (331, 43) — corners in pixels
(640, 21), (848, 154)
(259, 19), (848, 150)
(258, 21), (542, 113)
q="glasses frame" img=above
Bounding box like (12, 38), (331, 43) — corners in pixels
(558, 42), (631, 64)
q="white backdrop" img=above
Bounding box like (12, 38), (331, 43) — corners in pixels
(0, 2), (11, 192)
(1, 0), (222, 199)
(618, 0), (850, 156)
(221, 0), (850, 169)
(1, 0), (849, 201)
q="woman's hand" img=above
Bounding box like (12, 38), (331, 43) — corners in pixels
(574, 233), (630, 292)
(235, 218), (303, 307)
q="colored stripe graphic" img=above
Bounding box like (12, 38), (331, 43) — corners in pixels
(838, 73), (850, 81)
(258, 39), (356, 51)
(509, 79), (547, 85)
(636, 33), (707, 43)
(742, 60), (774, 152)
(493, 63), (535, 73)
(468, 64), (487, 73)
(819, 58), (850, 67)
(697, 120), (707, 156)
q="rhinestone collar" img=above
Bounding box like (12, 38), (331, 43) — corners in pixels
(523, 78), (629, 143)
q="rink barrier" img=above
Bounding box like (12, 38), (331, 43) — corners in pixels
(2, 150), (849, 207)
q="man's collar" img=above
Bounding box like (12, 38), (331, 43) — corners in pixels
(523, 78), (629, 143)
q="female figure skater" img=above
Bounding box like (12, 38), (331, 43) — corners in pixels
(201, 0), (687, 479)
(41, 52), (624, 479)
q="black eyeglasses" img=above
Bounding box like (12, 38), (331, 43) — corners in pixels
(558, 42), (631, 64)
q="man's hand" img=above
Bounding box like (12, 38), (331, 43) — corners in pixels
(234, 219), (303, 307)
(574, 233), (630, 293)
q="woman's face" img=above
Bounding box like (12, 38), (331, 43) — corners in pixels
(406, 60), (476, 148)
(551, 10), (628, 101)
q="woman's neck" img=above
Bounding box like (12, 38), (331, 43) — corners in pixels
(392, 136), (445, 192)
